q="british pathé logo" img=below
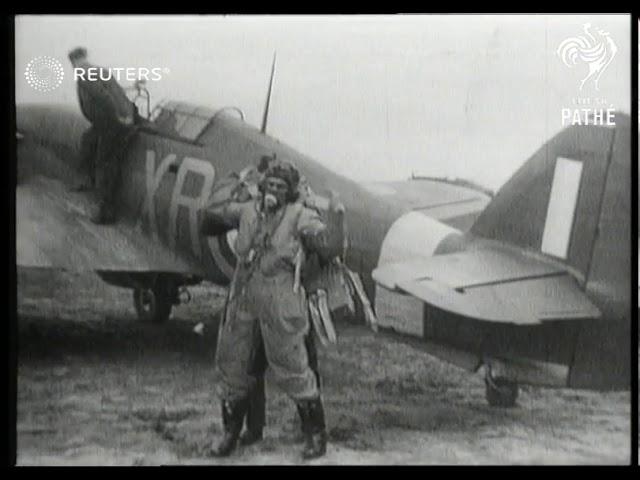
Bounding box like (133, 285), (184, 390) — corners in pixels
(556, 23), (617, 92)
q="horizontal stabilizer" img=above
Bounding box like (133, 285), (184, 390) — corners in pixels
(373, 245), (600, 325)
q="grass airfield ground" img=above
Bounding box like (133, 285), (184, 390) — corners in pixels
(16, 269), (631, 465)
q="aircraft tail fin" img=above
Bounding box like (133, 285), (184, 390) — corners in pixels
(470, 116), (630, 284)
(260, 52), (277, 134)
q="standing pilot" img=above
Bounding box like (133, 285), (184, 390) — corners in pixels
(68, 47), (136, 224)
(201, 159), (346, 460)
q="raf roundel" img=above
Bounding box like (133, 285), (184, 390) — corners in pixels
(24, 56), (65, 92)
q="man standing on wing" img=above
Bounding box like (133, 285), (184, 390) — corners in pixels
(68, 47), (136, 224)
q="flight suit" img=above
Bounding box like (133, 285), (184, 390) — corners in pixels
(202, 168), (328, 446)
(214, 199), (343, 403)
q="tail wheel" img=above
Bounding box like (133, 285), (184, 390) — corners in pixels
(484, 374), (519, 408)
(133, 282), (175, 324)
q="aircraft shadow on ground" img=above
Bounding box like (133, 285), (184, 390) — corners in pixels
(17, 313), (221, 361)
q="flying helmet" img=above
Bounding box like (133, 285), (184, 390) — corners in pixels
(260, 157), (301, 202)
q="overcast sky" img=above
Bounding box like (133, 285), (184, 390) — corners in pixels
(15, 15), (631, 191)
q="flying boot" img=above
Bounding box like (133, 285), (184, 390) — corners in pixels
(211, 398), (249, 457)
(239, 376), (265, 446)
(296, 397), (328, 460)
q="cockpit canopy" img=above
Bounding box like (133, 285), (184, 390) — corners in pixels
(125, 78), (245, 144)
(150, 100), (217, 142)
(139, 100), (246, 144)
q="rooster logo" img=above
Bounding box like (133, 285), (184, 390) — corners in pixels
(557, 23), (617, 91)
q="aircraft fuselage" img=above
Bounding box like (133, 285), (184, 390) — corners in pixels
(116, 115), (410, 294)
(16, 103), (631, 393)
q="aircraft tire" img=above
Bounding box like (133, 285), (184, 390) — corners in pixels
(484, 376), (519, 408)
(133, 286), (173, 324)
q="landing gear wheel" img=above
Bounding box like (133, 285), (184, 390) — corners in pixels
(485, 374), (519, 408)
(133, 285), (173, 324)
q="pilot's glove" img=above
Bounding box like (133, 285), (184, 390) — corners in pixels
(231, 166), (261, 202)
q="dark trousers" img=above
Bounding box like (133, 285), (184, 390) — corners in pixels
(79, 122), (134, 205)
(78, 126), (98, 187)
(246, 323), (267, 432)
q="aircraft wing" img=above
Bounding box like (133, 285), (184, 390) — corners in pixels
(16, 175), (206, 276)
(372, 244), (601, 325)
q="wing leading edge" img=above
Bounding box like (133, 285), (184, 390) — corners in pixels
(16, 175), (205, 276)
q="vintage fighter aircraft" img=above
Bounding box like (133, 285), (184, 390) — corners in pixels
(15, 65), (630, 407)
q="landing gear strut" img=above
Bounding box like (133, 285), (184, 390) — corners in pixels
(133, 279), (179, 324)
(484, 365), (519, 408)
(96, 271), (199, 325)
